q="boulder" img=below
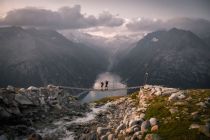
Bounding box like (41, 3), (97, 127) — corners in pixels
(6, 85), (15, 92)
(196, 102), (206, 108)
(189, 124), (200, 129)
(140, 113), (145, 119)
(126, 125), (140, 134)
(132, 131), (142, 140)
(168, 92), (185, 101)
(141, 120), (151, 132)
(27, 86), (39, 91)
(191, 112), (200, 121)
(15, 94), (33, 105)
(154, 90), (162, 96)
(107, 134), (114, 140)
(28, 133), (42, 140)
(199, 125), (210, 137)
(19, 88), (26, 93)
(0, 107), (11, 118)
(100, 134), (108, 140)
(97, 127), (110, 136)
(129, 119), (142, 127)
(151, 125), (159, 132)
(5, 106), (21, 115)
(115, 123), (126, 134)
(149, 118), (157, 126)
(178, 94), (186, 100)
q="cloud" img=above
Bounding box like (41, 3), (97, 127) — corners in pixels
(126, 17), (210, 37)
(126, 17), (164, 32)
(0, 5), (124, 29)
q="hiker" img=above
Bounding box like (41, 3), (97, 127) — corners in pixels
(105, 80), (109, 90)
(101, 81), (104, 91)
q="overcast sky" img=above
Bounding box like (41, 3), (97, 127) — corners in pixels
(0, 0), (210, 38)
(1, 0), (210, 20)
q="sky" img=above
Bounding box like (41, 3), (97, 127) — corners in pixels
(0, 0), (210, 39)
(1, 0), (210, 20)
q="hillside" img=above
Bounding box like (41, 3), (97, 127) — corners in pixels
(112, 28), (210, 88)
(1, 85), (210, 140)
(0, 26), (108, 87)
(65, 85), (210, 140)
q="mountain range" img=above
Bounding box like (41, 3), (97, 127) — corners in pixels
(0, 26), (108, 87)
(112, 28), (210, 88)
(0, 26), (210, 88)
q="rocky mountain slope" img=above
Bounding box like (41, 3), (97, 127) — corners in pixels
(0, 85), (210, 140)
(0, 85), (90, 139)
(0, 26), (108, 87)
(69, 85), (210, 140)
(112, 28), (210, 88)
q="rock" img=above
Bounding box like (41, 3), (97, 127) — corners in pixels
(151, 125), (159, 132)
(191, 111), (200, 121)
(27, 86), (39, 91)
(132, 131), (142, 140)
(19, 88), (26, 93)
(133, 126), (140, 133)
(149, 118), (157, 126)
(145, 134), (160, 140)
(129, 119), (142, 127)
(168, 93), (178, 101)
(169, 108), (178, 114)
(107, 134), (114, 140)
(141, 120), (151, 132)
(5, 106), (21, 115)
(140, 113), (145, 119)
(100, 134), (108, 140)
(186, 96), (192, 101)
(161, 88), (179, 96)
(0, 107), (11, 118)
(115, 123), (126, 134)
(15, 94), (33, 105)
(196, 102), (206, 108)
(0, 134), (8, 140)
(125, 136), (132, 140)
(199, 125), (210, 137)
(154, 90), (162, 96)
(55, 104), (62, 110)
(28, 133), (42, 140)
(126, 125), (139, 134)
(6, 85), (15, 92)
(178, 94), (186, 100)
(168, 91), (185, 101)
(47, 84), (57, 89)
(97, 127), (110, 136)
(189, 124), (200, 129)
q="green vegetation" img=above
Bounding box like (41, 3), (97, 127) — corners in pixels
(144, 89), (210, 140)
(92, 89), (210, 140)
(145, 96), (171, 119)
(93, 96), (123, 105)
(129, 91), (139, 105)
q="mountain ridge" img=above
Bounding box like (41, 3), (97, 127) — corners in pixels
(112, 28), (210, 88)
(0, 26), (108, 87)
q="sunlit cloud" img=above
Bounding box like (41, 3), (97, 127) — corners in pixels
(0, 5), (124, 30)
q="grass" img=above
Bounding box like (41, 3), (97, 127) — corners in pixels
(145, 96), (171, 119)
(93, 96), (124, 105)
(92, 89), (210, 140)
(144, 89), (210, 140)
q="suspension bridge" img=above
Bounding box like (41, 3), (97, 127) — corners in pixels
(59, 85), (142, 92)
